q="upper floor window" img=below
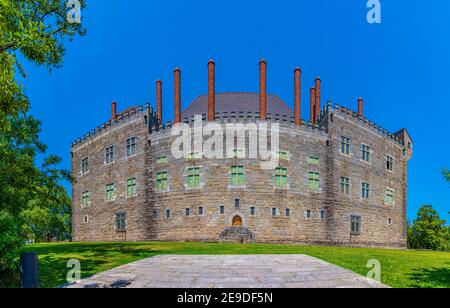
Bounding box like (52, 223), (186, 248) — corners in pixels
(219, 205), (225, 215)
(362, 182), (370, 199)
(106, 184), (116, 201)
(152, 210), (158, 219)
(305, 210), (312, 218)
(350, 215), (361, 235)
(187, 167), (201, 188)
(272, 208), (277, 217)
(250, 207), (256, 216)
(198, 206), (204, 216)
(81, 158), (89, 174)
(82, 191), (90, 207)
(361, 144), (371, 162)
(126, 137), (136, 156)
(276, 151), (289, 161)
(309, 172), (320, 192)
(234, 198), (240, 209)
(386, 188), (394, 206)
(187, 152), (201, 161)
(156, 171), (168, 192)
(340, 177), (350, 194)
(115, 212), (127, 231)
(341, 137), (351, 155)
(105, 146), (114, 164)
(156, 156), (168, 164)
(166, 209), (171, 218)
(320, 209), (325, 220)
(127, 178), (137, 198)
(231, 166), (245, 186)
(232, 148), (245, 159)
(308, 156), (320, 165)
(184, 208), (191, 217)
(386, 155), (394, 171)
(275, 167), (288, 189)
(286, 209), (291, 217)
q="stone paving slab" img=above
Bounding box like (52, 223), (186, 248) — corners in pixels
(64, 255), (389, 288)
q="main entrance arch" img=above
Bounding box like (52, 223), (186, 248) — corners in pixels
(232, 215), (243, 227)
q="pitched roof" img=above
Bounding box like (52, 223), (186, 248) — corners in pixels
(182, 92), (293, 119)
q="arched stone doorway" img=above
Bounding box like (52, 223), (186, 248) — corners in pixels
(232, 215), (243, 227)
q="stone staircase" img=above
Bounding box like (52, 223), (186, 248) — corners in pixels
(219, 227), (255, 243)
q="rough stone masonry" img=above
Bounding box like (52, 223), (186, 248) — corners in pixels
(70, 60), (412, 248)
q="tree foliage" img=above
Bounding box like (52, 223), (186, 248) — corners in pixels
(0, 0), (86, 274)
(408, 205), (449, 251)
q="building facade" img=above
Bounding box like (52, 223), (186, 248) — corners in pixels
(71, 60), (412, 248)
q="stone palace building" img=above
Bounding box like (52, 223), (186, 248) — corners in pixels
(71, 60), (412, 248)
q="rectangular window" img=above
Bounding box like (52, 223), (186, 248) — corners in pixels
(320, 209), (325, 220)
(362, 182), (370, 199)
(166, 209), (171, 218)
(386, 155), (394, 171)
(276, 151), (288, 161)
(184, 208), (190, 217)
(340, 177), (350, 194)
(199, 207), (204, 216)
(234, 198), (240, 209)
(250, 207), (255, 216)
(231, 166), (245, 186)
(127, 178), (137, 198)
(156, 156), (168, 164)
(152, 210), (157, 219)
(286, 209), (291, 217)
(126, 137), (136, 156)
(275, 167), (288, 189)
(361, 144), (371, 162)
(306, 210), (312, 218)
(105, 146), (114, 164)
(351, 215), (362, 235)
(272, 208), (277, 217)
(156, 172), (168, 192)
(232, 148), (244, 158)
(309, 172), (320, 192)
(187, 167), (201, 188)
(386, 188), (394, 206)
(106, 184), (116, 201)
(341, 137), (351, 155)
(187, 152), (201, 160)
(308, 156), (320, 165)
(115, 212), (127, 231)
(219, 206), (225, 215)
(82, 191), (90, 207)
(81, 158), (89, 174)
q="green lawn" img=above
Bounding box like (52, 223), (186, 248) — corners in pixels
(15, 242), (450, 288)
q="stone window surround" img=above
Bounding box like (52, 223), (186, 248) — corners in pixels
(184, 165), (205, 191)
(350, 214), (362, 235)
(273, 167), (291, 190)
(165, 209), (171, 218)
(155, 170), (170, 193)
(360, 143), (372, 164)
(104, 145), (115, 165)
(126, 177), (138, 199)
(81, 191), (91, 208)
(228, 166), (246, 190)
(83, 215), (89, 224)
(340, 176), (351, 196)
(105, 183), (116, 202)
(340, 136), (352, 157)
(80, 157), (89, 175)
(308, 171), (321, 193)
(305, 210), (312, 219)
(385, 187), (395, 207)
(319, 209), (325, 220)
(361, 181), (370, 200)
(114, 212), (127, 232)
(386, 154), (395, 172)
(126, 136), (137, 158)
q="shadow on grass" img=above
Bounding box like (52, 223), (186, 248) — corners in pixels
(408, 266), (450, 288)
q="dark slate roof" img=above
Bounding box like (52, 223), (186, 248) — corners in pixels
(182, 92), (293, 119)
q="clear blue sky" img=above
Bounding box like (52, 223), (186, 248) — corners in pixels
(22, 0), (449, 222)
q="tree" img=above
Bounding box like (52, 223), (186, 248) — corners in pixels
(0, 0), (86, 275)
(408, 205), (449, 251)
(443, 168), (450, 185)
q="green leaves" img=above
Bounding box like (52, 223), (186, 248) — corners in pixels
(408, 205), (449, 251)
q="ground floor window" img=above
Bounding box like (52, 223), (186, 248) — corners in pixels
(115, 212), (127, 231)
(351, 215), (361, 235)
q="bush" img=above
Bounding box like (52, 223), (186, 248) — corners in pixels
(0, 211), (23, 273)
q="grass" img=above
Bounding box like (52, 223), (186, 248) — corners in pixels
(11, 242), (449, 288)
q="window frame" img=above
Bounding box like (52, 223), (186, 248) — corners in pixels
(115, 212), (127, 232)
(340, 177), (350, 195)
(106, 183), (116, 201)
(126, 178), (137, 198)
(105, 146), (115, 164)
(361, 182), (370, 199)
(308, 172), (320, 192)
(361, 144), (371, 163)
(350, 215), (362, 235)
(126, 137), (137, 157)
(341, 136), (351, 155)
(274, 167), (288, 189)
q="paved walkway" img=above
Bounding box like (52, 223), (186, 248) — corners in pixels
(65, 255), (388, 288)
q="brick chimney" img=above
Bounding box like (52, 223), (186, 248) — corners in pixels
(174, 68), (181, 125)
(358, 97), (364, 117)
(156, 80), (162, 122)
(294, 68), (302, 126)
(111, 101), (117, 120)
(315, 77), (321, 123)
(310, 88), (316, 123)
(208, 60), (215, 122)
(259, 59), (267, 121)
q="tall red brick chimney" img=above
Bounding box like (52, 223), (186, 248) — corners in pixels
(111, 101), (117, 120)
(156, 80), (162, 122)
(294, 68), (302, 126)
(259, 59), (267, 121)
(315, 77), (321, 123)
(358, 97), (364, 117)
(310, 88), (316, 123)
(208, 60), (215, 122)
(174, 68), (181, 125)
